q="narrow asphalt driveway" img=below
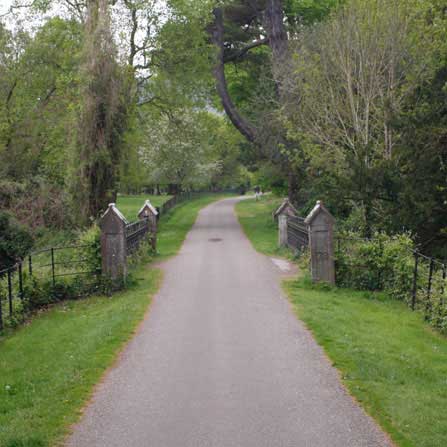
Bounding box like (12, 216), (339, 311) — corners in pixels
(67, 197), (392, 447)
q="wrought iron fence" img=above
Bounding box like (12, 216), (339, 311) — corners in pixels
(286, 216), (309, 251)
(159, 192), (199, 215)
(0, 244), (99, 330)
(125, 220), (149, 255)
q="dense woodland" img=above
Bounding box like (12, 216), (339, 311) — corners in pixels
(0, 0), (446, 264)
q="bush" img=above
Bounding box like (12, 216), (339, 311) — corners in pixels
(77, 224), (101, 275)
(0, 212), (34, 269)
(335, 232), (415, 301)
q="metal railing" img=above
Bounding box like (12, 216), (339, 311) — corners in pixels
(125, 220), (149, 255)
(286, 216), (309, 251)
(335, 236), (447, 328)
(159, 192), (199, 215)
(0, 244), (99, 330)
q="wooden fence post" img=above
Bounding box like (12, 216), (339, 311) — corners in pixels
(138, 200), (159, 250)
(100, 203), (128, 280)
(305, 201), (335, 285)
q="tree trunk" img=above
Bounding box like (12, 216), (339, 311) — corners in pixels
(167, 183), (180, 195)
(209, 0), (300, 202)
(264, 0), (288, 92)
(288, 170), (299, 206)
(209, 8), (257, 143)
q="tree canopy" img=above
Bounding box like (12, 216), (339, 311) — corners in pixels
(0, 0), (446, 255)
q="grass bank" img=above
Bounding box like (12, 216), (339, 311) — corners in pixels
(236, 196), (447, 447)
(0, 193), (226, 447)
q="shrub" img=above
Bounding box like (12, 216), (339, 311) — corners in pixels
(77, 224), (101, 275)
(335, 232), (415, 301)
(0, 212), (33, 269)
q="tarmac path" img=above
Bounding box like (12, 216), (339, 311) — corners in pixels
(67, 197), (392, 447)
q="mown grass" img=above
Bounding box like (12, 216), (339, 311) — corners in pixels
(0, 193), (226, 447)
(236, 196), (447, 447)
(285, 279), (447, 447)
(235, 195), (293, 259)
(0, 267), (162, 447)
(116, 194), (172, 221)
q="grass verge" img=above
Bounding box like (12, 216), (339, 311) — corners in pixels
(235, 195), (293, 259)
(0, 267), (162, 447)
(285, 279), (447, 447)
(236, 196), (447, 447)
(0, 193), (227, 447)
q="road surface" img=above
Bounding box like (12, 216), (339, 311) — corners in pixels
(67, 197), (392, 447)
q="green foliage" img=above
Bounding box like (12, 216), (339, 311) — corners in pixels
(335, 233), (415, 300)
(0, 212), (33, 269)
(280, 0), (447, 252)
(78, 224), (101, 275)
(252, 162), (288, 196)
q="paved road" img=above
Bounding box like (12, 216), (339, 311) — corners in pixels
(67, 198), (392, 447)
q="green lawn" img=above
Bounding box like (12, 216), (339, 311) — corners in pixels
(116, 194), (172, 221)
(236, 195), (292, 258)
(0, 193), (226, 447)
(237, 197), (447, 447)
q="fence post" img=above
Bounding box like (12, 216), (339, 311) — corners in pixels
(278, 214), (288, 248)
(411, 253), (419, 310)
(274, 198), (298, 249)
(100, 203), (128, 281)
(304, 200), (335, 285)
(138, 200), (159, 250)
(273, 198), (298, 222)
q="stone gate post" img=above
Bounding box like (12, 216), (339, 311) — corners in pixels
(138, 200), (159, 250)
(278, 214), (289, 248)
(274, 198), (298, 248)
(304, 201), (335, 285)
(100, 203), (128, 280)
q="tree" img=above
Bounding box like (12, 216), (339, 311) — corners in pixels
(207, 0), (338, 203)
(283, 0), (446, 244)
(75, 0), (129, 221)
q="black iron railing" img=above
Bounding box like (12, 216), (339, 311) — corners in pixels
(335, 236), (447, 329)
(125, 220), (149, 255)
(286, 216), (309, 251)
(0, 244), (99, 330)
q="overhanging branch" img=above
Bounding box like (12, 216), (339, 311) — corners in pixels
(209, 7), (258, 144)
(223, 38), (269, 63)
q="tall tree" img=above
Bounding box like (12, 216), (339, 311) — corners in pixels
(75, 0), (128, 221)
(208, 0), (337, 203)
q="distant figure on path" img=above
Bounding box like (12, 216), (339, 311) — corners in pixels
(254, 185), (261, 201)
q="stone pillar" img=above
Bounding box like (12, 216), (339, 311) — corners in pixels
(100, 203), (128, 280)
(273, 198), (298, 222)
(274, 198), (298, 248)
(138, 200), (159, 250)
(305, 201), (335, 285)
(278, 214), (288, 248)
